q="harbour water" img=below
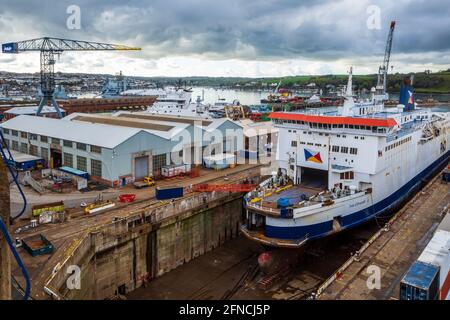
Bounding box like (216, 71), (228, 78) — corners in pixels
(191, 87), (450, 111)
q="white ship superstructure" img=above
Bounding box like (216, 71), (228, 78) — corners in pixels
(241, 70), (450, 248)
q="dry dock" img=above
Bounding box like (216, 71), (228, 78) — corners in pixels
(318, 173), (450, 300)
(10, 164), (265, 300)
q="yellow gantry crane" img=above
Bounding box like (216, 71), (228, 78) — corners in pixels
(1, 37), (141, 117)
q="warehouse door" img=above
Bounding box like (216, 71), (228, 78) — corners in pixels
(51, 148), (62, 168)
(134, 156), (149, 180)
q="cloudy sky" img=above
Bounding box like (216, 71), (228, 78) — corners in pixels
(0, 0), (449, 77)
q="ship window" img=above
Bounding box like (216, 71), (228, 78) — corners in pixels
(340, 171), (354, 180)
(361, 137), (365, 140)
(337, 134), (341, 138)
(354, 136), (359, 139)
(300, 142), (305, 145)
(341, 147), (348, 153)
(291, 141), (297, 147)
(315, 144), (321, 147)
(350, 148), (358, 155)
(349, 125), (354, 129)
(332, 146), (339, 152)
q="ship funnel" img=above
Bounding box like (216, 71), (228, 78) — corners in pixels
(399, 75), (415, 112)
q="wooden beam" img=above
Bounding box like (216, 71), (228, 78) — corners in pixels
(0, 158), (11, 299)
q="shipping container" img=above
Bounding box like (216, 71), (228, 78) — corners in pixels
(31, 201), (64, 217)
(203, 153), (236, 170)
(161, 163), (191, 178)
(400, 261), (440, 300)
(155, 186), (184, 200)
(22, 234), (54, 257)
(418, 227), (450, 300)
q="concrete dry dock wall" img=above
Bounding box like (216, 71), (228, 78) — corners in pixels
(44, 190), (247, 300)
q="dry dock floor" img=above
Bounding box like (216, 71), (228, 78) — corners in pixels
(10, 164), (264, 299)
(320, 176), (450, 300)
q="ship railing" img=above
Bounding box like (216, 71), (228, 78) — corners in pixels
(246, 202), (281, 215)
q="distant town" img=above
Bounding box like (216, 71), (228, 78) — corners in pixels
(1, 68), (449, 99)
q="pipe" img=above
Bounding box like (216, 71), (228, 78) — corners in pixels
(0, 131), (27, 220)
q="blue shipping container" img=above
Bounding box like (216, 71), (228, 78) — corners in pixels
(400, 261), (440, 300)
(156, 186), (184, 200)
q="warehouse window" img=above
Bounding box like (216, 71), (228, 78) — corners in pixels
(64, 153), (73, 168)
(52, 138), (60, 145)
(41, 147), (49, 161)
(153, 154), (166, 174)
(2, 139), (9, 148)
(76, 156), (87, 171)
(91, 159), (102, 177)
(29, 145), (38, 156)
(20, 143), (27, 154)
(20, 132), (27, 139)
(63, 140), (73, 148)
(11, 141), (18, 151)
(2, 129), (9, 135)
(90, 145), (101, 154)
(29, 133), (38, 141)
(40, 135), (48, 143)
(11, 130), (18, 137)
(76, 143), (87, 151)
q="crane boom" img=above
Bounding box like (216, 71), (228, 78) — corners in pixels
(376, 21), (396, 96)
(1, 37), (141, 118)
(2, 37), (140, 53)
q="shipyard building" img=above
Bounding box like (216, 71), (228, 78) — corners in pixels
(0, 112), (244, 186)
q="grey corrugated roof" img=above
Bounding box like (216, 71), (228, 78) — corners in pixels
(5, 106), (65, 115)
(0, 115), (140, 149)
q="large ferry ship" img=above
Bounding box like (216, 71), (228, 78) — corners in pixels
(241, 68), (450, 248)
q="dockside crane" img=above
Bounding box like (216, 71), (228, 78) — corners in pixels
(376, 21), (396, 99)
(1, 37), (141, 118)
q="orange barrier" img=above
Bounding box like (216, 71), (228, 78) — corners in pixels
(192, 184), (256, 192)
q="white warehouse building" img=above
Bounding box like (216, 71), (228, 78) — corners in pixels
(0, 112), (244, 186)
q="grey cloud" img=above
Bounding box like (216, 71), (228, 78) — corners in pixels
(0, 0), (449, 67)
